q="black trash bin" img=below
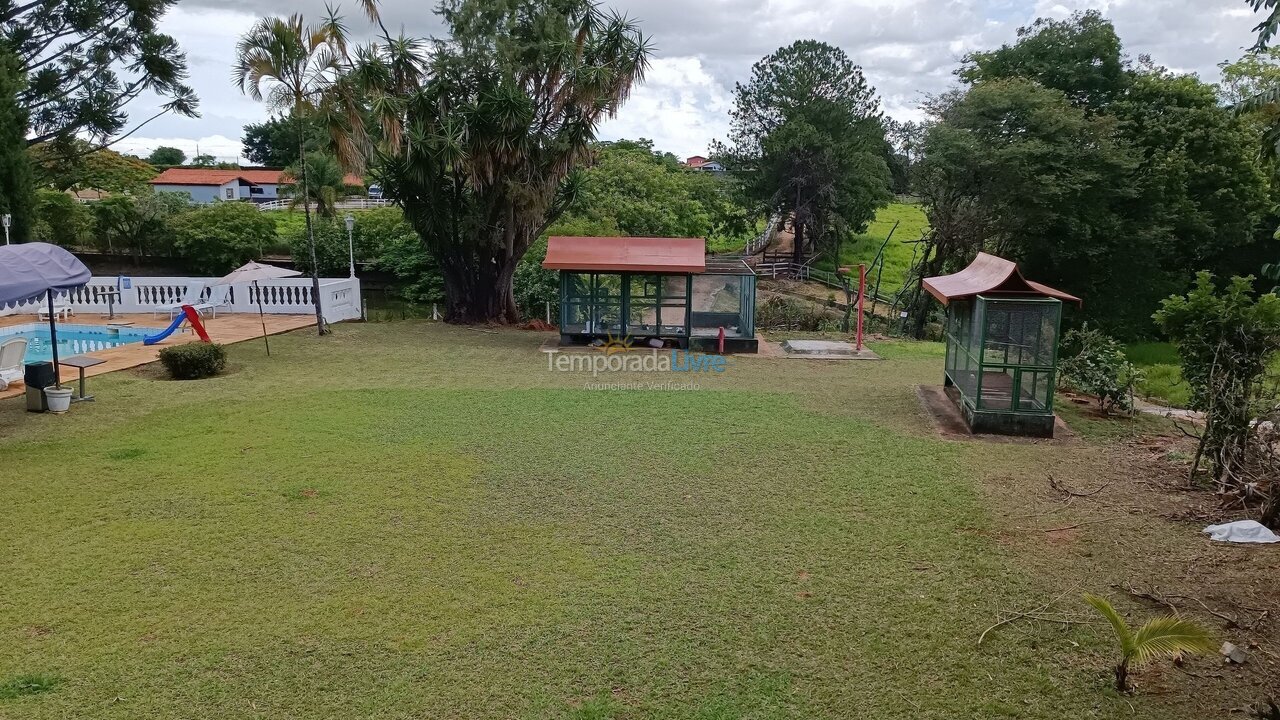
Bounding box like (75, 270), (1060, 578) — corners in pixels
(24, 361), (55, 412)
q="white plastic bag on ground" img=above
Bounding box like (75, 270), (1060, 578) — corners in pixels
(1203, 520), (1280, 544)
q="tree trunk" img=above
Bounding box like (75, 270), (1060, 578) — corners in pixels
(296, 109), (328, 336)
(792, 220), (806, 266)
(438, 248), (522, 324)
(1114, 661), (1129, 693)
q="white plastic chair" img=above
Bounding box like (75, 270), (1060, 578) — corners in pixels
(154, 282), (207, 319)
(0, 337), (28, 390)
(199, 284), (232, 319)
(37, 302), (73, 321)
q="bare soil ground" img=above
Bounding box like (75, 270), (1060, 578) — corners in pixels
(972, 408), (1280, 716)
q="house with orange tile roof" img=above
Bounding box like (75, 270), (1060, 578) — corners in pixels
(149, 167), (365, 204)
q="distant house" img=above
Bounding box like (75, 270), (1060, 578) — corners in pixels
(150, 168), (263, 203)
(149, 167), (366, 204)
(683, 155), (724, 173)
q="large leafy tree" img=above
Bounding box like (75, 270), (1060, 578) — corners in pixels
(32, 140), (157, 191)
(1111, 71), (1269, 275)
(572, 139), (743, 242)
(909, 79), (1136, 334)
(147, 146), (186, 166)
(913, 13), (1272, 336)
(0, 48), (33, 243)
(716, 40), (891, 264)
(242, 113), (328, 167)
(3, 0), (198, 149)
(366, 0), (652, 323)
(234, 11), (371, 335)
(960, 11), (1127, 111)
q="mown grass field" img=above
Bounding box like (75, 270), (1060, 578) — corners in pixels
(0, 323), (1253, 718)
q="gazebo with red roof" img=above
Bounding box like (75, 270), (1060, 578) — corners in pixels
(924, 252), (1081, 437)
(543, 235), (758, 352)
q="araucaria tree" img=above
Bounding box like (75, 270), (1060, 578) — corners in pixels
(234, 11), (371, 335)
(4, 0), (198, 148)
(715, 40), (892, 265)
(368, 0), (651, 323)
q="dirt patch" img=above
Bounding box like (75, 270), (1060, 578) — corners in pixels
(980, 430), (1280, 716)
(915, 384), (1079, 445)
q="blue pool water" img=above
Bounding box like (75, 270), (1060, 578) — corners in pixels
(0, 323), (152, 363)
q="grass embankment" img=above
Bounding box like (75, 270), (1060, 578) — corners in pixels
(817, 202), (929, 297)
(1124, 342), (1189, 408)
(0, 324), (1226, 718)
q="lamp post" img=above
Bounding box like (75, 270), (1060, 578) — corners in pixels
(344, 213), (356, 279)
(2, 214), (10, 245)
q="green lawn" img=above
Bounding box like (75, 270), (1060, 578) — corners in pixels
(822, 202), (929, 297)
(0, 324), (1208, 718)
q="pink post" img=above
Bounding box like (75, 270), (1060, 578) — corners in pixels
(856, 263), (866, 352)
(717, 326), (726, 354)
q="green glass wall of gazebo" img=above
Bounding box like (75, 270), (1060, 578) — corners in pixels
(558, 271), (756, 341)
(943, 295), (1062, 418)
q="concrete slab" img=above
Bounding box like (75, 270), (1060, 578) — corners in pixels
(915, 385), (1077, 444)
(781, 339), (880, 360)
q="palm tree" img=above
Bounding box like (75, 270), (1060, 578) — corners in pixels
(284, 153), (347, 219)
(1083, 594), (1217, 693)
(233, 11), (370, 335)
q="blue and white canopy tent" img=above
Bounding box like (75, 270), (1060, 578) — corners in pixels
(0, 243), (92, 388)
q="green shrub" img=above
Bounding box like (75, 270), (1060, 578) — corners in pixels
(1154, 272), (1280, 487)
(360, 208), (444, 303)
(158, 343), (227, 380)
(1058, 324), (1144, 414)
(169, 202), (276, 275)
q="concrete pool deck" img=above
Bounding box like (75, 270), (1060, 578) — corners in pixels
(0, 312), (316, 400)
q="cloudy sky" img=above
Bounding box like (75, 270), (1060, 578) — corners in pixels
(113, 0), (1261, 162)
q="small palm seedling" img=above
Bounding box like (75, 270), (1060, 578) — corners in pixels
(1084, 593), (1217, 692)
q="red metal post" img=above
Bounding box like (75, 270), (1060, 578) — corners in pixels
(717, 326), (726, 354)
(856, 263), (866, 352)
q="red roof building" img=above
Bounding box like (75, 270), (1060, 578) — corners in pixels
(148, 167), (365, 204)
(543, 236), (706, 274)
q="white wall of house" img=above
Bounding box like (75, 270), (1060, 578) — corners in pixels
(249, 183), (281, 201)
(153, 184), (219, 203)
(153, 181), (252, 204)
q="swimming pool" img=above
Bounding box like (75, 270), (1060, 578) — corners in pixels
(0, 323), (154, 363)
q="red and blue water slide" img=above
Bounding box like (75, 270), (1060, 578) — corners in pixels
(143, 305), (211, 346)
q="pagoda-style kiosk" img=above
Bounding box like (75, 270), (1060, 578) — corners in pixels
(924, 253), (1080, 437)
(543, 236), (758, 352)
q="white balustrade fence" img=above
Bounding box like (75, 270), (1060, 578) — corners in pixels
(257, 198), (392, 212)
(0, 276), (362, 323)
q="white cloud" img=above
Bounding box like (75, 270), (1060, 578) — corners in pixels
(599, 57), (735, 158)
(114, 0), (1263, 161)
(112, 135), (245, 163)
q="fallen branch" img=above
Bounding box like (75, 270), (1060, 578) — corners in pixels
(978, 588), (1079, 646)
(1042, 515), (1131, 533)
(1121, 582), (1245, 629)
(1049, 474), (1111, 498)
